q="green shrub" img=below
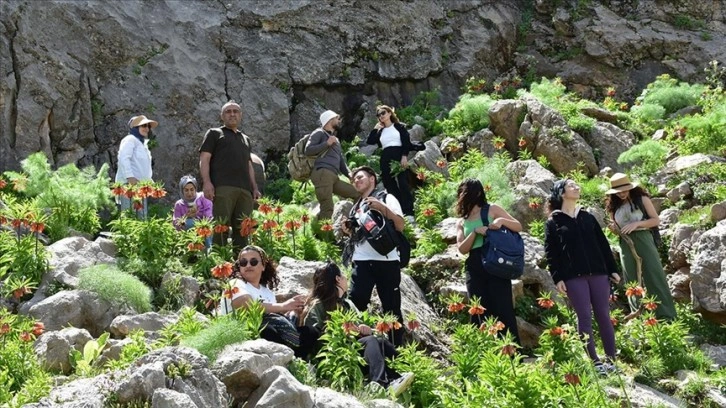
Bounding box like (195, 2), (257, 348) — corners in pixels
(673, 104), (726, 155)
(180, 302), (263, 362)
(77, 264), (152, 313)
(441, 94), (496, 136)
(526, 77), (566, 106)
(412, 229), (447, 258)
(3, 152), (113, 241)
(617, 139), (669, 177)
(636, 74), (705, 116)
(396, 89), (447, 137)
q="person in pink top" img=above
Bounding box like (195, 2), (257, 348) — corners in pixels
(173, 175), (213, 247)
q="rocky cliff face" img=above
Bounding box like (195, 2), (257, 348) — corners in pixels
(0, 0), (724, 190)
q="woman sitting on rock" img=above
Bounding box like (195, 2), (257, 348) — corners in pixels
(216, 245), (317, 358)
(301, 261), (414, 396)
(605, 173), (676, 320)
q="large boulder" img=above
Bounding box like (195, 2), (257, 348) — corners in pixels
(489, 99), (527, 152)
(689, 222), (726, 322)
(26, 290), (124, 337)
(582, 121), (636, 171)
(20, 236), (117, 314)
(242, 366), (313, 408)
(519, 97), (599, 176)
(33, 327), (94, 374)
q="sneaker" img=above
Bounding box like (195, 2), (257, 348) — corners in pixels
(594, 362), (608, 376)
(389, 372), (414, 397)
(404, 215), (416, 225)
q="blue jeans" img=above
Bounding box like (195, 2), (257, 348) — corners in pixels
(118, 196), (147, 219)
(184, 219), (212, 249)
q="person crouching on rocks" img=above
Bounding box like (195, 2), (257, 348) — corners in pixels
(173, 175), (213, 248)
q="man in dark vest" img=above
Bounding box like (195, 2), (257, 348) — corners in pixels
(199, 100), (261, 249)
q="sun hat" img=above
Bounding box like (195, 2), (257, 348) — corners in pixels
(605, 173), (638, 194)
(319, 110), (339, 127)
(128, 115), (158, 129)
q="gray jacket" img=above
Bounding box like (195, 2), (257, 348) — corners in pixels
(304, 128), (350, 176)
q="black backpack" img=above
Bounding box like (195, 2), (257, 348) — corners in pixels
(351, 191), (411, 267)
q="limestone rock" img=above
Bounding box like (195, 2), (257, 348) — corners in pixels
(109, 312), (178, 339)
(520, 97), (598, 176)
(242, 366), (313, 408)
(33, 327), (94, 374)
(689, 222), (726, 319)
(26, 290), (123, 337)
(489, 99), (527, 152)
(583, 121), (636, 171)
(212, 348), (272, 402)
(152, 388), (198, 408)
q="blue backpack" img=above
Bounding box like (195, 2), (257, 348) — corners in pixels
(479, 205), (525, 280)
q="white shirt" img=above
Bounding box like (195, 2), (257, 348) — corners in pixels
(380, 125), (402, 149)
(115, 134), (152, 183)
(216, 279), (276, 316)
(352, 193), (403, 261)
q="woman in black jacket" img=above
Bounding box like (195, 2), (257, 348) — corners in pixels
(366, 105), (415, 221)
(544, 179), (621, 375)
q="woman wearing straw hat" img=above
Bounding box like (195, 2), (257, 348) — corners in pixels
(605, 173), (676, 320)
(115, 114), (158, 218)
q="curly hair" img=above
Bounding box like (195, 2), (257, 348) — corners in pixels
(455, 178), (488, 218)
(300, 262), (342, 325)
(605, 186), (650, 216)
(235, 245), (280, 290)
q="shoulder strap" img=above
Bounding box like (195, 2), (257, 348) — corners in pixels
(479, 204), (490, 227)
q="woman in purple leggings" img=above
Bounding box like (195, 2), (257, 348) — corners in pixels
(544, 179), (621, 375)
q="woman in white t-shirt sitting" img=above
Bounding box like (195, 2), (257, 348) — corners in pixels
(366, 105), (415, 223)
(217, 245), (317, 357)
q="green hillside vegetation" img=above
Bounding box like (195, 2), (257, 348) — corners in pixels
(1, 70), (725, 407)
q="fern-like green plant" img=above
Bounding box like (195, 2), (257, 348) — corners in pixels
(76, 264), (152, 313)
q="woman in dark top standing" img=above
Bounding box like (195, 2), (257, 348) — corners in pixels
(455, 178), (522, 344)
(366, 105), (415, 222)
(544, 179), (621, 375)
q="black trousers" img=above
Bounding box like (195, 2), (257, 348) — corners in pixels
(359, 335), (399, 386)
(380, 146), (414, 216)
(465, 247), (521, 345)
(349, 260), (404, 346)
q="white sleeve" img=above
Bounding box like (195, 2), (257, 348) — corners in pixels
(117, 136), (136, 180)
(384, 194), (404, 217)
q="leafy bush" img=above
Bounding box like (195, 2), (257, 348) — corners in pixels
(617, 139), (669, 178)
(441, 94), (496, 136)
(672, 102), (726, 155)
(412, 229), (447, 258)
(315, 309), (366, 392)
(668, 162), (726, 205)
(636, 74), (705, 116)
(77, 264), (152, 313)
(396, 89), (447, 137)
(3, 152), (113, 241)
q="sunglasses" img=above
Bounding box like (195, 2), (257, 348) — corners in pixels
(376, 111), (387, 117)
(238, 258), (260, 267)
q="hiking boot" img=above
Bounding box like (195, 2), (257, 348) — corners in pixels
(594, 361), (618, 376)
(389, 372), (414, 397)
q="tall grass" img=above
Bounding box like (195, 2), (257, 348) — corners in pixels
(77, 264), (152, 313)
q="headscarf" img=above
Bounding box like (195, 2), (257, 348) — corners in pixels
(179, 175), (198, 203)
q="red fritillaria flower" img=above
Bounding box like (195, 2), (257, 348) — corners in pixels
(407, 320), (421, 331)
(258, 203), (273, 215)
(196, 226), (213, 238)
(375, 321), (391, 334)
(447, 302), (465, 313)
(416, 172), (426, 181)
(32, 322), (44, 336)
(606, 87), (616, 97)
(0, 323), (10, 335)
(537, 297), (555, 309)
(549, 326), (564, 337)
(468, 305), (485, 316)
(611, 317), (619, 326)
(132, 201), (144, 211)
(301, 214), (310, 224)
(262, 219), (278, 231)
(644, 302), (658, 311)
(274, 206), (284, 215)
(111, 185), (126, 196)
(19, 332), (33, 342)
(342, 321), (358, 335)
(436, 159), (447, 169)
(240, 218), (257, 237)
(625, 286), (645, 297)
(0, 179), (6, 189)
(320, 223), (333, 232)
(222, 287), (240, 299)
(644, 317), (658, 327)
(564, 373), (581, 386)
(422, 208), (436, 217)
(501, 344), (516, 356)
(211, 262), (234, 279)
(30, 222), (45, 233)
(518, 138), (527, 148)
(137, 185), (154, 198)
(273, 229), (285, 239)
(214, 224), (230, 234)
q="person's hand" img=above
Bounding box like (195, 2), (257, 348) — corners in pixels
(327, 136), (339, 146)
(474, 226), (488, 236)
(488, 218), (504, 230)
(253, 189), (262, 200)
(620, 222), (640, 234)
(608, 223), (620, 234)
(283, 295), (306, 313)
(358, 324), (372, 336)
(400, 156), (408, 168)
(556, 280), (567, 295)
(126, 177), (139, 185)
(364, 196), (385, 213)
(186, 206), (198, 218)
(341, 218), (353, 236)
(610, 273), (621, 284)
(203, 183), (214, 200)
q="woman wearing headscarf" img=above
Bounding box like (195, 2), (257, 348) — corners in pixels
(173, 175), (214, 247)
(604, 173), (676, 320)
(115, 115), (157, 218)
(545, 179), (620, 375)
(366, 105), (415, 223)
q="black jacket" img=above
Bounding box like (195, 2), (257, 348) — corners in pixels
(544, 209), (618, 284)
(366, 123), (413, 156)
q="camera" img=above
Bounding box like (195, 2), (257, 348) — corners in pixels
(344, 217), (358, 231)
